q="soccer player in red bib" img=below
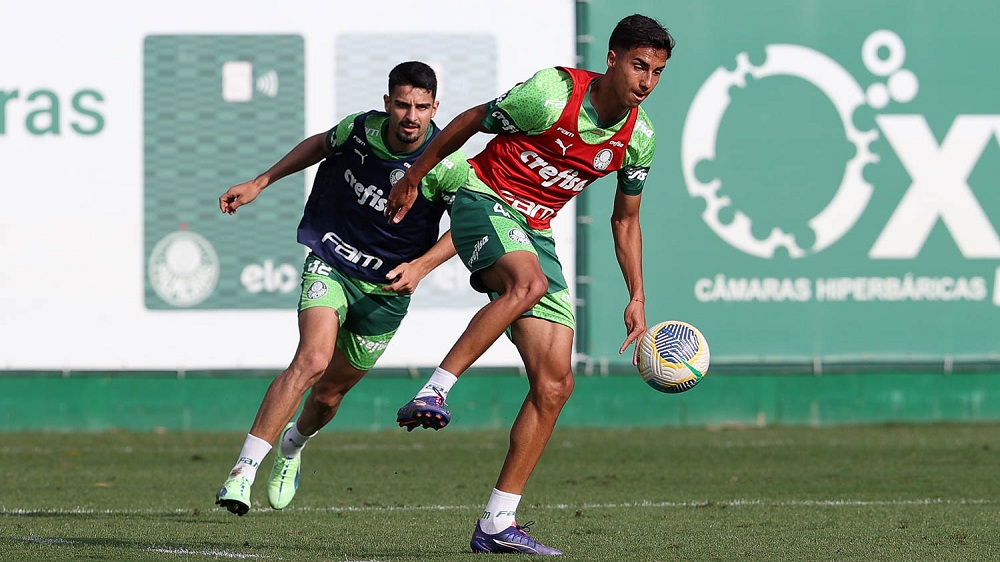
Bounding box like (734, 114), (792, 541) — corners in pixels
(386, 14), (675, 556)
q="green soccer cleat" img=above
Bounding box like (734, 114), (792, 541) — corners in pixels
(267, 424), (302, 510)
(216, 476), (252, 516)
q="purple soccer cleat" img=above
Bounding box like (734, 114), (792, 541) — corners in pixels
(470, 520), (563, 556)
(395, 390), (451, 431)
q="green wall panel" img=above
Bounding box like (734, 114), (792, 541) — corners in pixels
(1, 371), (996, 432)
(577, 1), (1000, 366)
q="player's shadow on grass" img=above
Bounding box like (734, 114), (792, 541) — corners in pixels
(12, 535), (275, 558)
(9, 510), (233, 525)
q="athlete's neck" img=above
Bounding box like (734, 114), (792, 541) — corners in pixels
(588, 76), (630, 126)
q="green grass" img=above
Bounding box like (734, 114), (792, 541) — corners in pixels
(1, 424), (998, 561)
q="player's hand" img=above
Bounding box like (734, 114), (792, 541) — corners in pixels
(385, 170), (419, 224)
(219, 180), (265, 215)
(381, 261), (429, 295)
(619, 299), (647, 365)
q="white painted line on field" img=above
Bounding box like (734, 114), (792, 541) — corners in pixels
(10, 537), (264, 559)
(2, 497), (994, 517)
(5, 537), (397, 561)
(148, 547), (262, 559)
(11, 537), (82, 545)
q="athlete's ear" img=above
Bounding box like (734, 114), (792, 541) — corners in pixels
(606, 49), (618, 71)
(383, 94), (390, 112)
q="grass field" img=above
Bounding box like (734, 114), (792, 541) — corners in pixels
(1, 424), (998, 561)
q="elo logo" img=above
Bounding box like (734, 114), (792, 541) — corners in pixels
(240, 260), (298, 294)
(682, 30), (1000, 260)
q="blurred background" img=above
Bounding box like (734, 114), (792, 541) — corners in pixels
(2, 0), (998, 431)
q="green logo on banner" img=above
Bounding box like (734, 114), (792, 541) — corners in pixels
(143, 35), (305, 309)
(683, 30), (1000, 261)
(678, 25), (1000, 358)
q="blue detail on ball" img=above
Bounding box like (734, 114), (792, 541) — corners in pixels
(646, 377), (700, 394)
(653, 322), (701, 364)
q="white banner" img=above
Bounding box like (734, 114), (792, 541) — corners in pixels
(0, 0), (576, 369)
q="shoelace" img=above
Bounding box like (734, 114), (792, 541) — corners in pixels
(418, 388), (446, 406)
(515, 520), (536, 534)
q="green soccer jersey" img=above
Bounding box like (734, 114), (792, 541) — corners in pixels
(480, 67), (656, 195)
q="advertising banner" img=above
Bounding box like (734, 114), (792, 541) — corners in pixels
(0, 0), (576, 370)
(143, 35), (306, 309)
(579, 0), (1000, 365)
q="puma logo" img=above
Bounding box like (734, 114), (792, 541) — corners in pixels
(555, 138), (572, 156)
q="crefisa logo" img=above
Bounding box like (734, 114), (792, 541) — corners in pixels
(683, 30), (1000, 305)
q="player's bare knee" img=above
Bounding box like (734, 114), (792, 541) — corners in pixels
(285, 350), (332, 386)
(533, 372), (575, 407)
(506, 275), (548, 308)
(526, 275), (548, 304)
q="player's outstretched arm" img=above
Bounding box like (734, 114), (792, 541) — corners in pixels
(385, 105), (488, 224)
(382, 231), (457, 295)
(219, 132), (330, 215)
(611, 189), (647, 364)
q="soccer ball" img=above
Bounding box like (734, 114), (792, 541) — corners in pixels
(637, 320), (710, 393)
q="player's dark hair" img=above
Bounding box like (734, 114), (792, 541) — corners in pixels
(609, 14), (675, 59)
(388, 61), (438, 99)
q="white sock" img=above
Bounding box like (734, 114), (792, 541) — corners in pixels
(227, 434), (272, 483)
(479, 488), (521, 534)
(279, 421), (318, 458)
(414, 367), (458, 401)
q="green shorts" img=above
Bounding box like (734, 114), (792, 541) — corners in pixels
(298, 253), (409, 370)
(450, 186), (575, 330)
